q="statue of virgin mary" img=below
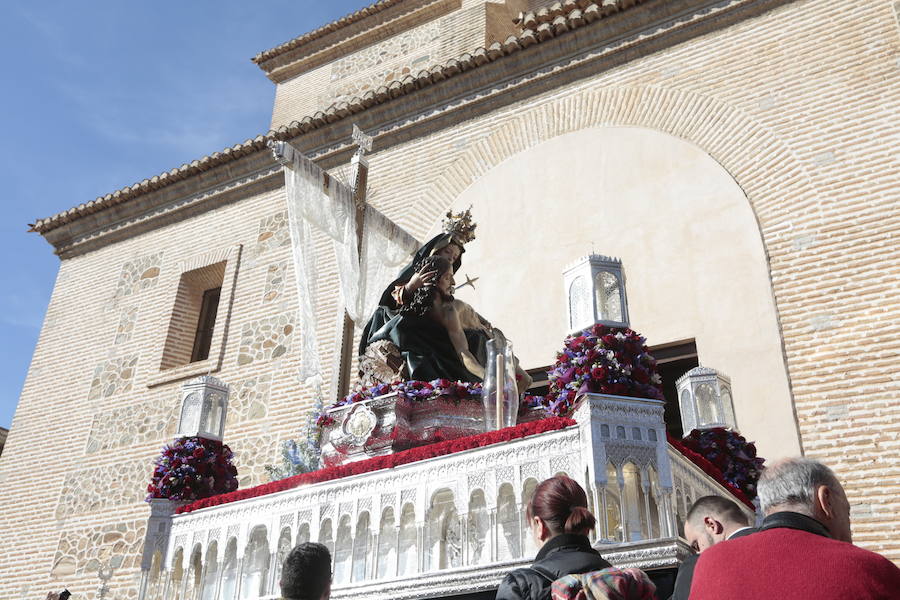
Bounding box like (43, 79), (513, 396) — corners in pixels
(358, 210), (531, 394)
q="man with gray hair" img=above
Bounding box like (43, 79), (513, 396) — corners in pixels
(690, 458), (900, 599)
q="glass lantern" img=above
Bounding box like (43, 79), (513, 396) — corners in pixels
(177, 375), (230, 441)
(675, 366), (737, 434)
(481, 337), (519, 430)
(563, 255), (629, 333)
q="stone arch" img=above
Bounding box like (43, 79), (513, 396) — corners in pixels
(419, 86), (811, 457)
(425, 86), (823, 241)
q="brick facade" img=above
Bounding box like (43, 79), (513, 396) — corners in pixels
(1, 0), (897, 597)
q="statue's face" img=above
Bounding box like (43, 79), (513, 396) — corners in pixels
(435, 268), (455, 300)
(434, 243), (462, 264)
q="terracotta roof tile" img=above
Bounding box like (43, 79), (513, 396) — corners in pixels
(252, 0), (406, 66)
(31, 0), (640, 235)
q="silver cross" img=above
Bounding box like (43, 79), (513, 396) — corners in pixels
(456, 273), (479, 291)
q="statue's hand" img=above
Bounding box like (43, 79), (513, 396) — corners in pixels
(407, 267), (438, 293)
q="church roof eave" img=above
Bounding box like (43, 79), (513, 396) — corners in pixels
(30, 0), (642, 237)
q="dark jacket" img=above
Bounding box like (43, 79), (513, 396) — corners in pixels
(495, 534), (611, 600)
(669, 526), (756, 600)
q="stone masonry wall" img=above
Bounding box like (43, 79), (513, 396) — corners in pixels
(0, 188), (343, 599)
(271, 1), (502, 127)
(356, 0), (900, 560)
(0, 1), (898, 598)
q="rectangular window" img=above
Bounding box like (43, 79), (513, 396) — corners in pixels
(190, 286), (221, 363)
(148, 244), (242, 388)
(160, 262), (226, 370)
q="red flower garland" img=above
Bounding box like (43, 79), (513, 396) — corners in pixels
(667, 433), (754, 509)
(146, 436), (238, 502)
(177, 417), (576, 514)
(543, 324), (664, 417)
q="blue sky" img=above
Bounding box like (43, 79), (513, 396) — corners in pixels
(0, 1), (372, 429)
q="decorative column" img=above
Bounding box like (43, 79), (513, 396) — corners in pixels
(367, 530), (378, 581)
(197, 561), (209, 600)
(490, 509), (498, 562)
(138, 499), (181, 600)
(393, 523), (402, 577)
(599, 488), (610, 541)
(213, 561), (226, 600)
(160, 571), (172, 600)
(641, 471), (652, 539)
(232, 557), (245, 600)
(617, 469), (628, 542)
(266, 549), (279, 594)
(416, 521), (426, 573)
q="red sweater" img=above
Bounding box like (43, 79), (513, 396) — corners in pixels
(690, 526), (900, 600)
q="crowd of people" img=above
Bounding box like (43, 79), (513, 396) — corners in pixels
(276, 458), (899, 600)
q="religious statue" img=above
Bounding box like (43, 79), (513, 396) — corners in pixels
(358, 209), (532, 393)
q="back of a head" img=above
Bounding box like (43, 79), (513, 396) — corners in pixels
(685, 495), (749, 529)
(757, 457), (839, 514)
(281, 542), (331, 600)
(528, 475), (597, 536)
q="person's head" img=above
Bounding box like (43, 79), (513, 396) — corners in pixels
(280, 542), (332, 600)
(757, 457), (852, 542)
(683, 496), (751, 553)
(527, 475), (597, 547)
(432, 257), (455, 299)
(431, 239), (463, 265)
(403, 255), (454, 316)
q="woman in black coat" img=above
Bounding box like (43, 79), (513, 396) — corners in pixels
(496, 476), (611, 600)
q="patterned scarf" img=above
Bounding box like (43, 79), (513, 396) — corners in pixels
(551, 567), (656, 600)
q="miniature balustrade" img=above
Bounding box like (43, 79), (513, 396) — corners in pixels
(676, 367), (737, 434)
(139, 393), (752, 600)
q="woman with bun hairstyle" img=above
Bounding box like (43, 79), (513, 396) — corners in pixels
(496, 475), (611, 600)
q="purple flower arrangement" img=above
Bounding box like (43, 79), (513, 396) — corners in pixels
(146, 436), (238, 502)
(681, 427), (765, 498)
(541, 324), (664, 416)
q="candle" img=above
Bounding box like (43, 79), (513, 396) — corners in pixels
(496, 352), (505, 429)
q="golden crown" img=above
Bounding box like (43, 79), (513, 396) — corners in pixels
(442, 206), (477, 244)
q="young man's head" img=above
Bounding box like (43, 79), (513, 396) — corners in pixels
(757, 457), (852, 542)
(683, 495), (751, 553)
(280, 542), (332, 600)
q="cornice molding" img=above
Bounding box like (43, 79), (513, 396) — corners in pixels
(33, 0), (790, 254)
(257, 0), (459, 83)
(46, 158), (282, 259)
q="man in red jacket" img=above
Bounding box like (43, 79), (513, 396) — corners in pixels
(690, 458), (900, 599)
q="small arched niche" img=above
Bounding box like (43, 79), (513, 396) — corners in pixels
(240, 526), (270, 599)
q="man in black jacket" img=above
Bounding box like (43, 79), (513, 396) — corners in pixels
(669, 495), (755, 600)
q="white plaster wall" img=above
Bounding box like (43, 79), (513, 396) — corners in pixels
(436, 126), (800, 458)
